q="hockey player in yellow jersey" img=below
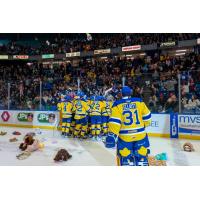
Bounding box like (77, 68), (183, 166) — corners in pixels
(70, 95), (79, 134)
(90, 96), (105, 137)
(57, 95), (73, 136)
(101, 96), (112, 135)
(72, 92), (90, 139)
(105, 86), (152, 166)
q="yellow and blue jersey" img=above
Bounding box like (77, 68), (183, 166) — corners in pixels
(108, 97), (151, 142)
(90, 101), (104, 116)
(57, 101), (73, 118)
(73, 100), (90, 120)
(102, 101), (112, 116)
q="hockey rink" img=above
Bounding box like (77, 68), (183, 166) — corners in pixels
(1, 127), (200, 166)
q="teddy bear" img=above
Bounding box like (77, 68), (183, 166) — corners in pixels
(19, 134), (41, 152)
(54, 149), (72, 162)
(183, 142), (195, 152)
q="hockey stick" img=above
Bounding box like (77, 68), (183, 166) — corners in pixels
(53, 119), (61, 137)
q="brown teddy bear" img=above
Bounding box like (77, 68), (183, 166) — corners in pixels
(183, 142), (195, 152)
(19, 133), (41, 152)
(54, 149), (72, 162)
(19, 134), (34, 151)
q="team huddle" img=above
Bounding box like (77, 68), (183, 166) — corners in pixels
(57, 92), (112, 139)
(57, 86), (152, 166)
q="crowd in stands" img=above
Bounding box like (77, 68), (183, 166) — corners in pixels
(0, 51), (200, 113)
(0, 33), (200, 55)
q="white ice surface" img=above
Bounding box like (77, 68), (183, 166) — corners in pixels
(0, 127), (200, 166)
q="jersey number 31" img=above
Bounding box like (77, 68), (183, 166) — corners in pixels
(123, 110), (140, 125)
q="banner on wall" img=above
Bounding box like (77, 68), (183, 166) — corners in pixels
(13, 55), (29, 59)
(1, 111), (10, 122)
(17, 112), (34, 122)
(0, 110), (59, 129)
(178, 115), (200, 135)
(0, 55), (8, 59)
(160, 41), (176, 47)
(94, 49), (111, 55)
(145, 114), (170, 136)
(37, 113), (56, 123)
(42, 54), (54, 59)
(1, 111), (200, 139)
(122, 45), (141, 52)
(66, 52), (80, 57)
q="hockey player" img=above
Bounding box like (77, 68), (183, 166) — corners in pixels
(72, 92), (90, 139)
(101, 96), (112, 135)
(90, 96), (105, 137)
(105, 86), (152, 166)
(70, 95), (79, 134)
(57, 95), (73, 136)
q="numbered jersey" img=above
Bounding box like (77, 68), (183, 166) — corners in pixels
(57, 102), (73, 118)
(89, 101), (103, 116)
(73, 100), (90, 119)
(108, 98), (151, 142)
(102, 101), (112, 116)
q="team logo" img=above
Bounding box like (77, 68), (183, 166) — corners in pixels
(1, 111), (10, 122)
(37, 113), (55, 123)
(17, 113), (33, 122)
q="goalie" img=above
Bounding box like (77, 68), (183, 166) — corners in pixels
(104, 86), (152, 166)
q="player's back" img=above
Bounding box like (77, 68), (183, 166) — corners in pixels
(90, 100), (104, 116)
(73, 100), (90, 119)
(102, 101), (111, 116)
(59, 102), (73, 118)
(109, 97), (151, 142)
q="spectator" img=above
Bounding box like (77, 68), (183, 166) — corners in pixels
(163, 95), (179, 113)
(148, 95), (158, 112)
(185, 95), (200, 110)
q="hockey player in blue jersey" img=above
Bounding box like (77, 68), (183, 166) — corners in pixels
(104, 86), (152, 166)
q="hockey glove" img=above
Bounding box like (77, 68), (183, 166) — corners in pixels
(104, 133), (118, 148)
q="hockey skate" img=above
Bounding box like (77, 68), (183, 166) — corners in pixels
(66, 132), (72, 137)
(87, 133), (93, 139)
(61, 132), (66, 136)
(80, 135), (88, 140)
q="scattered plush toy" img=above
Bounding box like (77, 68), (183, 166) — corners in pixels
(148, 156), (167, 166)
(38, 143), (45, 149)
(54, 149), (72, 162)
(16, 151), (31, 160)
(9, 137), (18, 142)
(155, 152), (167, 161)
(183, 142), (195, 152)
(0, 131), (7, 136)
(12, 131), (21, 136)
(19, 134), (42, 152)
